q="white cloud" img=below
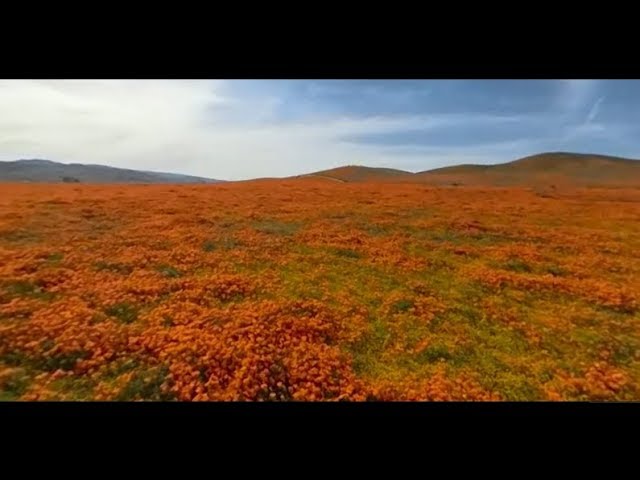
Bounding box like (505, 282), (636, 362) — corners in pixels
(0, 80), (541, 180)
(0, 80), (228, 173)
(0, 80), (571, 180)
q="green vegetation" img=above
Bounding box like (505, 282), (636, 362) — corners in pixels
(104, 302), (139, 324)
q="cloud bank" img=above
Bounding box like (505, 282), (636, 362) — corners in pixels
(0, 80), (637, 180)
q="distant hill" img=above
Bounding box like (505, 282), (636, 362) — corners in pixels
(4, 152), (639, 187)
(0, 159), (223, 184)
(415, 152), (640, 187)
(295, 165), (411, 183)
(288, 153), (640, 187)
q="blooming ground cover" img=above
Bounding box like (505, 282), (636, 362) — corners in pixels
(0, 180), (639, 400)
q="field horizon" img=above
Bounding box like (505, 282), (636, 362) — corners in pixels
(3, 151), (640, 187)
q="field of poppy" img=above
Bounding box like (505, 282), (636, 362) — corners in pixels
(1, 180), (639, 401)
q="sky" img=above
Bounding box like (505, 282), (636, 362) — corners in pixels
(0, 79), (638, 180)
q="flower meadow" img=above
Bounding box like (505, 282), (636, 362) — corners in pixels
(0, 180), (639, 401)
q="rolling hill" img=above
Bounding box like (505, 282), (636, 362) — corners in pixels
(294, 165), (412, 183)
(294, 153), (640, 187)
(3, 152), (639, 187)
(0, 159), (223, 184)
(416, 152), (640, 187)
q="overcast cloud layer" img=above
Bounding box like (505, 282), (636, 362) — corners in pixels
(1, 80), (638, 180)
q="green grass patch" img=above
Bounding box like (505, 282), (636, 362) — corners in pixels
(0, 229), (41, 244)
(404, 227), (512, 247)
(94, 261), (133, 275)
(41, 338), (55, 352)
(362, 224), (389, 237)
(416, 343), (453, 363)
(202, 240), (217, 252)
(0, 369), (31, 400)
(348, 218), (390, 237)
(202, 236), (240, 252)
(45, 252), (64, 264)
(569, 327), (604, 350)
(99, 358), (141, 380)
(47, 376), (95, 400)
(43, 350), (90, 372)
(1, 280), (55, 302)
(252, 220), (300, 236)
(486, 371), (545, 401)
(471, 321), (533, 356)
(544, 264), (568, 277)
(330, 247), (363, 259)
(350, 317), (392, 377)
(429, 229), (464, 243)
(610, 338), (639, 366)
(104, 302), (139, 324)
(1, 349), (90, 373)
(115, 366), (175, 401)
(390, 298), (414, 314)
(156, 264), (181, 278)
(503, 259), (533, 273)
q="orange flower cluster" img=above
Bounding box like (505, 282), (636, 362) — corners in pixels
(468, 266), (638, 313)
(545, 362), (630, 401)
(0, 181), (638, 401)
(124, 300), (367, 401)
(368, 366), (501, 401)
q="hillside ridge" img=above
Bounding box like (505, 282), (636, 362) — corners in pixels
(0, 159), (223, 184)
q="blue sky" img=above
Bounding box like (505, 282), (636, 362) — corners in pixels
(0, 80), (637, 180)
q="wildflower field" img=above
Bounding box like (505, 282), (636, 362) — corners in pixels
(1, 180), (639, 401)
